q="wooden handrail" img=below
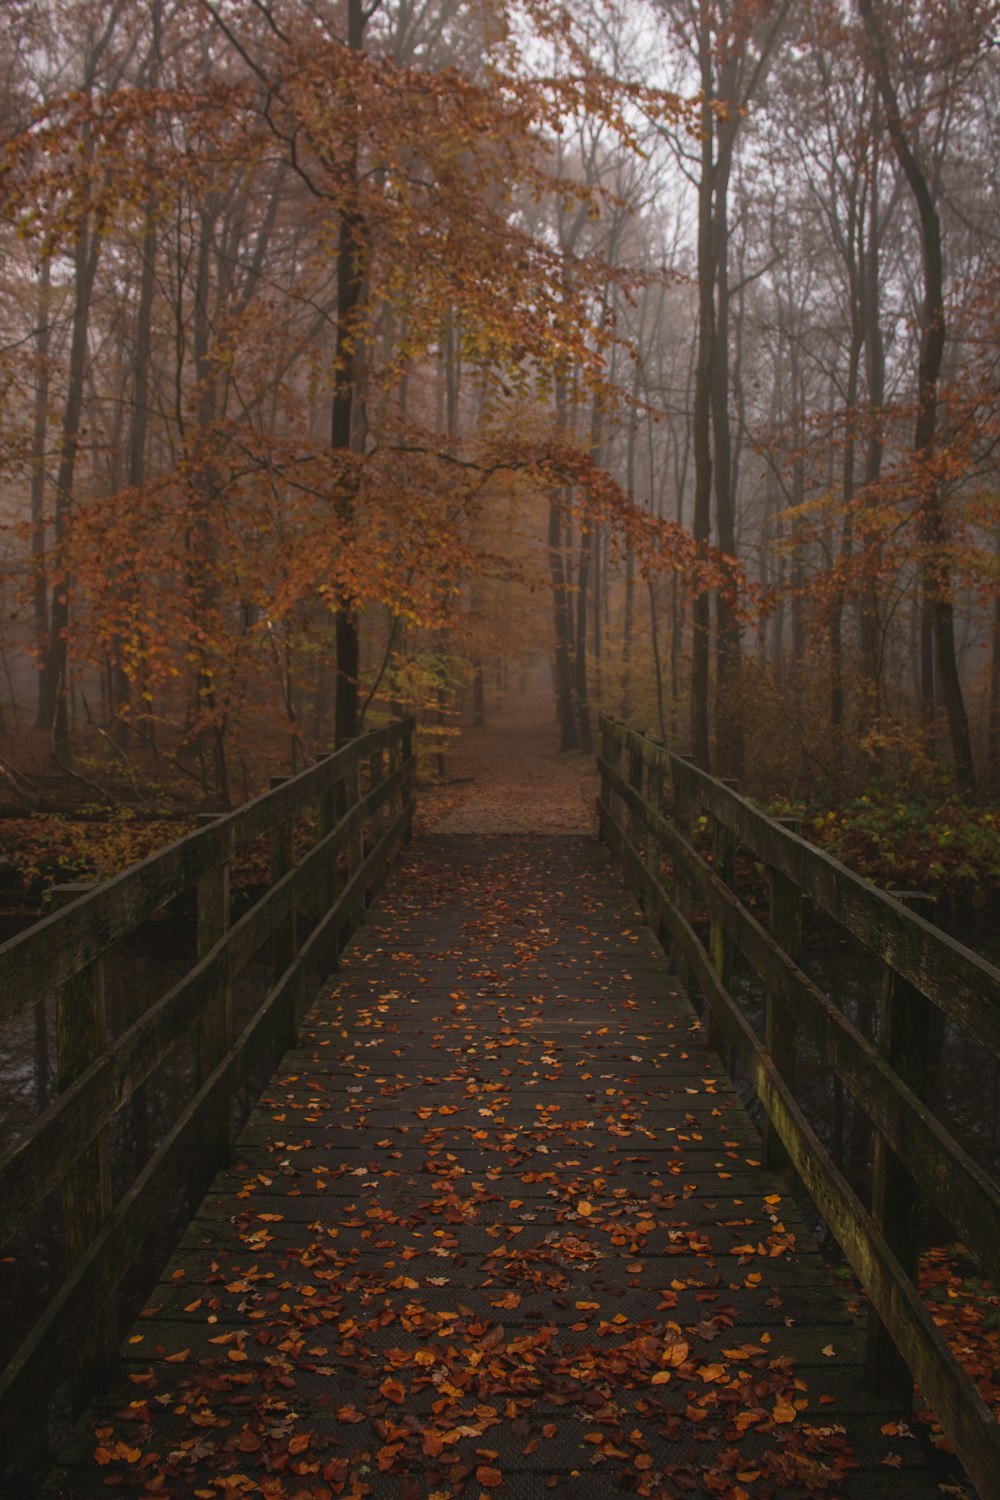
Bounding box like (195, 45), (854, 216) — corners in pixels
(0, 720), (416, 1438)
(597, 717), (1000, 1500)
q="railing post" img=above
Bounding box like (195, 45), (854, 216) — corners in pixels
(316, 755), (336, 919)
(348, 754), (364, 875)
(644, 742), (666, 930)
(345, 747), (364, 936)
(603, 722), (624, 865)
(670, 756), (695, 992)
(707, 787), (737, 1061)
(194, 813), (234, 1191)
(626, 731), (646, 880)
(763, 816), (802, 1174)
(326, 767), (350, 972)
(269, 776), (300, 1047)
(386, 731), (401, 838)
(866, 890), (936, 1413)
(49, 881), (116, 1406)
(401, 721), (415, 843)
(597, 718), (613, 845)
(368, 738), (386, 850)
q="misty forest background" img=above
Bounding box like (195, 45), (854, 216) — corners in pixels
(1, 0), (1000, 904)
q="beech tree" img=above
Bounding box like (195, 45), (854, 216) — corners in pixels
(0, 0), (998, 804)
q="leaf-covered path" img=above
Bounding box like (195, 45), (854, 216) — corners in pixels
(44, 833), (941, 1499)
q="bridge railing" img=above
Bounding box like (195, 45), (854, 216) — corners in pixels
(597, 717), (1000, 1500)
(0, 719), (415, 1441)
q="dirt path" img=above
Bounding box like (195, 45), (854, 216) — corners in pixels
(419, 670), (598, 835)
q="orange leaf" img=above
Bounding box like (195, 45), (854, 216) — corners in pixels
(378, 1443), (404, 1470)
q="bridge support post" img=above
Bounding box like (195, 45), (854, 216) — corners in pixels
(643, 743), (666, 934)
(670, 757), (696, 992)
(401, 723), (415, 843)
(626, 733), (646, 890)
(763, 820), (801, 1175)
(368, 741), (386, 853)
(597, 720), (612, 848)
(707, 787), (738, 1064)
(50, 881), (117, 1409)
(387, 734), (401, 839)
(346, 753), (365, 937)
(600, 721), (625, 865)
(194, 814), (234, 1192)
(317, 756), (336, 923)
(866, 891), (936, 1413)
(269, 777), (300, 1049)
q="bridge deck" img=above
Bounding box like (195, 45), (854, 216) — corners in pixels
(45, 835), (939, 1498)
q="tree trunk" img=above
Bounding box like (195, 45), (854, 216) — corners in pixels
(550, 375), (578, 749)
(859, 100), (887, 733)
(549, 497), (578, 751)
(115, 181), (159, 746)
(711, 194), (743, 779)
(31, 256), (52, 730)
(573, 528), (593, 753)
(332, 0), (368, 746)
(859, 0), (975, 792)
(573, 389), (603, 754)
(690, 30), (715, 770)
(831, 325), (862, 743)
(41, 213), (102, 762)
(990, 574), (1000, 793)
(472, 660), (485, 727)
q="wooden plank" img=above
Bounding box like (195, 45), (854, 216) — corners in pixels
(0, 791), (417, 1439)
(194, 814), (234, 1190)
(49, 882), (116, 1405)
(765, 822), (801, 1173)
(34, 833), (944, 1500)
(620, 844), (1000, 1500)
(268, 776), (298, 1056)
(598, 725), (1000, 1498)
(0, 722), (416, 1031)
(668, 752), (1000, 1054)
(600, 752), (1000, 1285)
(0, 763), (413, 1250)
(0, 1048), (240, 1439)
(659, 812), (1000, 1288)
(867, 892), (936, 1411)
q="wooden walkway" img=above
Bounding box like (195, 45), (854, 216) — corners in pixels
(44, 835), (940, 1499)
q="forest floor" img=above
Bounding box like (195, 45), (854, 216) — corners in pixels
(416, 675), (598, 837)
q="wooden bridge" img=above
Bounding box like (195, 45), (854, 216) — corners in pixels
(2, 717), (999, 1498)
